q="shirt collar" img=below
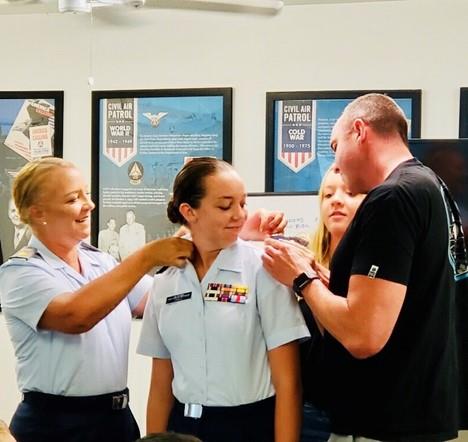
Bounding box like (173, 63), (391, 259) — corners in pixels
(29, 236), (100, 269)
(212, 239), (245, 273)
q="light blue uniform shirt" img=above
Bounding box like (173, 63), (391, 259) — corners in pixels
(0, 236), (151, 396)
(137, 239), (309, 406)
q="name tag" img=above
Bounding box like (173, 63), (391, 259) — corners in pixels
(204, 283), (248, 304)
(166, 292), (192, 304)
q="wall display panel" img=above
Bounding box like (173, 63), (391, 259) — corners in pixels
(265, 89), (421, 193)
(247, 192), (319, 240)
(409, 138), (468, 253)
(0, 91), (64, 263)
(91, 88), (232, 259)
(460, 88), (468, 137)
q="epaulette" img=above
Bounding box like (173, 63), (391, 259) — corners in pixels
(10, 246), (37, 260)
(80, 242), (100, 252)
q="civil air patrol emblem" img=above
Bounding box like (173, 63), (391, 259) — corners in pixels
(128, 161), (144, 185)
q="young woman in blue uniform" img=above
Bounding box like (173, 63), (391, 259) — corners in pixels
(0, 158), (193, 442)
(137, 157), (310, 442)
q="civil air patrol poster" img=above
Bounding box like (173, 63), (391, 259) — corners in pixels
(92, 89), (232, 260)
(265, 90), (421, 193)
(0, 91), (63, 264)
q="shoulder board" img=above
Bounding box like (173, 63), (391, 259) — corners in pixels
(10, 246), (38, 260)
(80, 242), (100, 252)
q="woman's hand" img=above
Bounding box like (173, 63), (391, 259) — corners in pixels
(0, 420), (15, 442)
(173, 225), (189, 238)
(313, 261), (330, 287)
(147, 237), (194, 268)
(240, 209), (287, 241)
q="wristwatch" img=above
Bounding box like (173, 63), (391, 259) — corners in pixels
(293, 272), (319, 295)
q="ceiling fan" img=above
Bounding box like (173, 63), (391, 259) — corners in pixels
(0, 0), (405, 15)
(0, 0), (283, 14)
(61, 0), (287, 13)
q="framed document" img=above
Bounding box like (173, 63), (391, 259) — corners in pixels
(265, 89), (421, 193)
(248, 192), (319, 239)
(91, 88), (232, 260)
(460, 88), (468, 137)
(0, 91), (64, 263)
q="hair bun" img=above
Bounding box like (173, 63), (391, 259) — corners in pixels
(167, 199), (182, 224)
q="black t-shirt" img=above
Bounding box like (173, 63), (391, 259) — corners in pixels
(324, 159), (459, 441)
(299, 298), (325, 405)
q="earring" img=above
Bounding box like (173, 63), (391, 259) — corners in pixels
(42, 221), (47, 225)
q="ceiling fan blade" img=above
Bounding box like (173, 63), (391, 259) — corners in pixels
(182, 0), (282, 9)
(145, 0), (283, 13)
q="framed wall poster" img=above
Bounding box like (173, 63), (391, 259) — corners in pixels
(265, 89), (422, 193)
(0, 91), (64, 263)
(91, 88), (232, 260)
(459, 88), (468, 137)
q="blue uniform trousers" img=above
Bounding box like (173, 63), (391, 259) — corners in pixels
(300, 401), (331, 442)
(10, 389), (140, 442)
(168, 396), (275, 442)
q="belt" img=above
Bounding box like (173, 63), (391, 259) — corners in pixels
(174, 395), (275, 419)
(23, 388), (130, 411)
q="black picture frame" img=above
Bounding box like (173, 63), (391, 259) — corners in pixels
(0, 90), (64, 263)
(265, 89), (421, 193)
(459, 88), (468, 137)
(91, 88), (232, 258)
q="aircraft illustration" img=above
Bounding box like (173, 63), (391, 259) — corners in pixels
(142, 111), (168, 128)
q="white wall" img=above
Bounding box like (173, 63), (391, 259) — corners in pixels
(1, 0), (468, 437)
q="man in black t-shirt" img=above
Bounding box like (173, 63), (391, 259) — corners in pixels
(263, 93), (468, 441)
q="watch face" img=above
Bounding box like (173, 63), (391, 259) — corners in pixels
(294, 272), (312, 292)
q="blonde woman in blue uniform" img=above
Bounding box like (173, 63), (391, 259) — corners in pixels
(137, 157), (309, 442)
(0, 158), (193, 442)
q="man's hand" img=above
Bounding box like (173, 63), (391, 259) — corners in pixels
(149, 237), (194, 268)
(262, 238), (315, 287)
(240, 209), (287, 241)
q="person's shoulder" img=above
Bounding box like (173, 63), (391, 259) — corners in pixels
(233, 239), (263, 260)
(388, 159), (439, 190)
(150, 267), (185, 300)
(229, 240), (265, 277)
(2, 246), (39, 266)
(154, 266), (184, 284)
(0, 246), (52, 276)
(369, 161), (437, 202)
